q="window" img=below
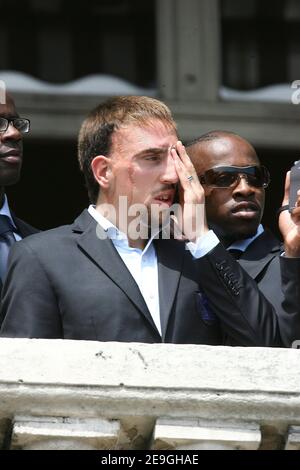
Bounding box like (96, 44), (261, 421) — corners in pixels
(0, 0), (156, 88)
(221, 0), (300, 90)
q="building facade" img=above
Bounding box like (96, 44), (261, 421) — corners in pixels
(1, 0), (299, 230)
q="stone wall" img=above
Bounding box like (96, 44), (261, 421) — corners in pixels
(0, 339), (299, 450)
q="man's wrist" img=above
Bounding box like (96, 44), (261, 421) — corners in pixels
(186, 230), (220, 258)
(277, 204), (289, 216)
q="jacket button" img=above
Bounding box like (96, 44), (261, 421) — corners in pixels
(216, 260), (228, 270)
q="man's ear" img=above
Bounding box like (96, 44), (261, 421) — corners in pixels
(91, 155), (111, 189)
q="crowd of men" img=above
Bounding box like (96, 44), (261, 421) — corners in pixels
(0, 90), (299, 347)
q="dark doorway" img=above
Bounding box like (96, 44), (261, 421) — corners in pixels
(6, 139), (88, 230)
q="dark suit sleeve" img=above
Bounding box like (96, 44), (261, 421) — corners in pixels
(0, 240), (62, 338)
(277, 256), (300, 348)
(196, 243), (283, 347)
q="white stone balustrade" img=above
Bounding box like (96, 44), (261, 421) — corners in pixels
(0, 339), (299, 450)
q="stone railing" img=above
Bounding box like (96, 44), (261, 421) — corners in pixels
(0, 339), (300, 450)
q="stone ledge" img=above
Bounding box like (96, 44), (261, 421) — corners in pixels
(0, 339), (299, 449)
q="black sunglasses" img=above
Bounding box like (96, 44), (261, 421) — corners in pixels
(199, 165), (270, 189)
(0, 117), (30, 134)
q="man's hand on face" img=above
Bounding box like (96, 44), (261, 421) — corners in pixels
(279, 171), (300, 257)
(170, 141), (209, 242)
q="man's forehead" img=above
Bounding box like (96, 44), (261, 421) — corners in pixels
(201, 137), (259, 169)
(0, 92), (17, 117)
(111, 121), (177, 153)
(119, 120), (176, 136)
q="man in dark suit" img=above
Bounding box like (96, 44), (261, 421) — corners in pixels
(0, 97), (284, 346)
(187, 130), (300, 347)
(0, 89), (38, 286)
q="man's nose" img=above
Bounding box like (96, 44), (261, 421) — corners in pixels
(161, 154), (178, 184)
(1, 123), (22, 142)
(233, 175), (255, 195)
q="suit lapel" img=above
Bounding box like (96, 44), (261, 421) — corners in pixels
(238, 230), (281, 280)
(11, 214), (39, 238)
(155, 239), (185, 339)
(74, 210), (158, 332)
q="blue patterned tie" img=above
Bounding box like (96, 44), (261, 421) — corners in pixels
(0, 215), (16, 281)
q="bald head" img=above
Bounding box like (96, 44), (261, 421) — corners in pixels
(187, 131), (260, 176)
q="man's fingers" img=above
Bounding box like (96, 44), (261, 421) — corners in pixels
(171, 147), (191, 192)
(291, 194), (300, 229)
(281, 171), (290, 206)
(296, 190), (300, 208)
(171, 141), (202, 198)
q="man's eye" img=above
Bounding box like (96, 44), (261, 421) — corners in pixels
(215, 173), (231, 184)
(145, 155), (160, 161)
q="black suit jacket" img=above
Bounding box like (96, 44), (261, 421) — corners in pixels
(0, 210), (284, 346)
(12, 214), (39, 238)
(0, 213), (38, 292)
(235, 229), (300, 348)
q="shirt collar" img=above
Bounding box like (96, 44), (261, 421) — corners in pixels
(88, 205), (158, 254)
(88, 204), (126, 239)
(0, 195), (17, 230)
(228, 224), (264, 252)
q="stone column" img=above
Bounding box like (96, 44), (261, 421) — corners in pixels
(151, 418), (261, 450)
(10, 416), (120, 450)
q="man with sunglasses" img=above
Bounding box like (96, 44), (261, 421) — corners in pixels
(0, 90), (38, 287)
(187, 130), (300, 347)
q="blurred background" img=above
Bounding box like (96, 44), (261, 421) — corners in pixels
(1, 0), (300, 235)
